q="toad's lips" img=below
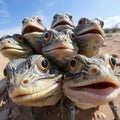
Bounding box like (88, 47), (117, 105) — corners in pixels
(43, 45), (75, 54)
(9, 83), (60, 104)
(64, 75), (120, 98)
(0, 45), (31, 54)
(51, 20), (73, 28)
(76, 28), (104, 37)
(69, 82), (117, 96)
(9, 75), (62, 104)
(1, 46), (26, 52)
(22, 25), (45, 35)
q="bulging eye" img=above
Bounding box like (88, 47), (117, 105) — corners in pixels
(78, 18), (86, 27)
(22, 18), (28, 24)
(37, 18), (42, 24)
(69, 32), (75, 40)
(3, 68), (7, 76)
(37, 56), (50, 72)
(3, 68), (9, 79)
(109, 57), (116, 69)
(68, 58), (78, 73)
(100, 20), (104, 28)
(44, 32), (51, 42)
(13, 34), (23, 43)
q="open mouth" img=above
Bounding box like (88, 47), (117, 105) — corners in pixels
(53, 21), (71, 28)
(22, 26), (44, 35)
(79, 29), (103, 36)
(70, 82), (118, 96)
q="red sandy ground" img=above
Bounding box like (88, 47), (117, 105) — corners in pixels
(0, 32), (120, 120)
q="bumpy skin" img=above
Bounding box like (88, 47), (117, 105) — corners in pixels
(42, 29), (78, 69)
(74, 18), (105, 57)
(0, 34), (33, 60)
(4, 55), (62, 107)
(63, 54), (120, 109)
(51, 13), (75, 31)
(22, 16), (47, 54)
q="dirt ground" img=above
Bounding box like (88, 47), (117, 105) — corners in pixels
(0, 32), (120, 120)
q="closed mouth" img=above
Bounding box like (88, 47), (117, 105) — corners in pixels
(45, 46), (74, 53)
(1, 46), (24, 51)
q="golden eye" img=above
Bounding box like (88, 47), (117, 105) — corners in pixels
(44, 32), (51, 42)
(37, 56), (50, 72)
(78, 18), (86, 27)
(109, 56), (116, 69)
(68, 58), (78, 73)
(69, 32), (75, 40)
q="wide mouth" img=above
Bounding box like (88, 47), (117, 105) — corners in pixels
(10, 83), (59, 104)
(9, 75), (62, 103)
(52, 21), (72, 28)
(0, 45), (27, 52)
(68, 76), (120, 97)
(22, 25), (44, 35)
(78, 29), (103, 36)
(70, 82), (117, 96)
(44, 45), (74, 52)
(0, 46), (25, 51)
(43, 46), (74, 56)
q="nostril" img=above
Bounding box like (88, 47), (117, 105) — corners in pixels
(64, 39), (67, 42)
(89, 66), (99, 74)
(7, 40), (11, 43)
(91, 22), (94, 25)
(22, 79), (29, 85)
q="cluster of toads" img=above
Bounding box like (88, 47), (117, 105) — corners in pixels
(0, 13), (120, 120)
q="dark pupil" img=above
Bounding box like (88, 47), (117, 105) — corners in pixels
(71, 33), (75, 39)
(42, 60), (48, 68)
(3, 68), (7, 76)
(111, 57), (116, 66)
(44, 33), (49, 38)
(79, 20), (83, 25)
(70, 60), (76, 67)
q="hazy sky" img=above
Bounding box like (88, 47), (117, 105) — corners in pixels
(0, 0), (120, 37)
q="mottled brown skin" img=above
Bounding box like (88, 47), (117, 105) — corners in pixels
(74, 17), (105, 57)
(0, 34), (33, 60)
(51, 13), (75, 31)
(22, 16), (47, 54)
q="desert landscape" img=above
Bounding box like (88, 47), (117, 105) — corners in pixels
(0, 31), (120, 120)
